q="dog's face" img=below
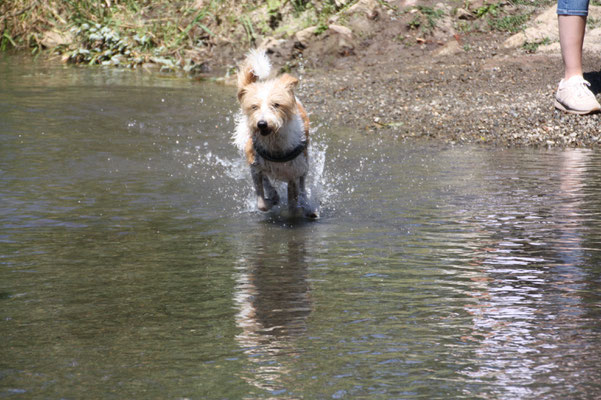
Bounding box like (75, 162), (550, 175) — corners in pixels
(238, 74), (298, 137)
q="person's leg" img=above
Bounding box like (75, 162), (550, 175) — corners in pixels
(555, 0), (599, 114)
(558, 15), (586, 80)
(557, 0), (589, 78)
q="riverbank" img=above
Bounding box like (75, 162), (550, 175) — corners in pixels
(291, 2), (601, 147)
(2, 0), (600, 146)
(297, 44), (601, 147)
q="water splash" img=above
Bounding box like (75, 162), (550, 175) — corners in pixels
(177, 123), (341, 217)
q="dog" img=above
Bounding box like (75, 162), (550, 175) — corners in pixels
(233, 50), (317, 218)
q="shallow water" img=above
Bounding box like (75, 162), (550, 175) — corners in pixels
(2, 56), (601, 399)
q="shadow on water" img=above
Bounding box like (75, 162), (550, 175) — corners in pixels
(259, 210), (321, 228)
(2, 56), (601, 399)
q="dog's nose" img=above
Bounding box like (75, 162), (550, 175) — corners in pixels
(257, 120), (270, 135)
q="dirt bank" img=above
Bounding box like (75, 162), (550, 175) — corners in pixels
(297, 41), (601, 147)
(280, 2), (601, 147)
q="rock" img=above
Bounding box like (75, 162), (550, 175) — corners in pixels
(110, 54), (125, 65)
(257, 36), (294, 63)
(328, 24), (353, 39)
(456, 8), (474, 20)
(150, 56), (174, 67)
(504, 32), (528, 49)
(581, 27), (601, 53)
(435, 39), (462, 56)
(326, 24), (355, 54)
(537, 42), (561, 54)
(297, 24), (355, 66)
(41, 30), (73, 48)
(504, 5), (601, 54)
(258, 36), (287, 54)
(295, 26), (318, 48)
(188, 62), (210, 74)
(503, 6), (558, 49)
(346, 0), (380, 19)
(432, 3), (455, 41)
(343, 0), (381, 35)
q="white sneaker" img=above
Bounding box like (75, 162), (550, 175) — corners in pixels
(554, 75), (601, 115)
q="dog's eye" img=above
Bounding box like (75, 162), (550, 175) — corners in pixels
(250, 105), (259, 111)
(272, 103), (280, 109)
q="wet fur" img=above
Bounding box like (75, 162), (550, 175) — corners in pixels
(234, 50), (315, 218)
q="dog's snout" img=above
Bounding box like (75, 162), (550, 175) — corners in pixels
(257, 120), (270, 135)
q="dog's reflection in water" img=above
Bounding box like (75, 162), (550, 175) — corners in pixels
(233, 225), (312, 393)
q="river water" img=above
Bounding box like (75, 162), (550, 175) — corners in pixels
(1, 56), (601, 399)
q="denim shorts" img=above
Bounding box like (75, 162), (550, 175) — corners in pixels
(557, 0), (589, 16)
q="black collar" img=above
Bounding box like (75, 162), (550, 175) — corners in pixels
(253, 137), (307, 163)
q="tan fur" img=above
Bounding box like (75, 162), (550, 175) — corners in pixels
(237, 64), (256, 101)
(278, 73), (298, 91)
(244, 136), (255, 165)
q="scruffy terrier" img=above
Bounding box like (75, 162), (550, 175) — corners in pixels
(233, 50), (317, 218)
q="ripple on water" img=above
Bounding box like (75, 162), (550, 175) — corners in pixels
(2, 58), (601, 399)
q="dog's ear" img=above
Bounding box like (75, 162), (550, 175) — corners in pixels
(237, 64), (257, 102)
(279, 73), (298, 91)
(238, 65), (257, 88)
(237, 87), (247, 102)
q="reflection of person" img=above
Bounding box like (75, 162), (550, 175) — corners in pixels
(554, 0), (601, 114)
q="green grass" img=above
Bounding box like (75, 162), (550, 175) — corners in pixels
(466, 0), (551, 34)
(407, 6), (446, 35)
(587, 16), (601, 29)
(507, 0), (554, 5)
(522, 37), (551, 53)
(475, 3), (501, 18)
(489, 13), (530, 32)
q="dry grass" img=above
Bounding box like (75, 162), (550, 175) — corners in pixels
(1, 0), (352, 70)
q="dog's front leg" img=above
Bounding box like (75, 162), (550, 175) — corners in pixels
(298, 175), (317, 218)
(287, 179), (300, 215)
(263, 176), (279, 206)
(299, 175), (308, 205)
(251, 165), (271, 212)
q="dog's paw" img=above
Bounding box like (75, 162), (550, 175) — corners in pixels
(305, 211), (318, 219)
(304, 208), (318, 219)
(257, 197), (272, 212)
(299, 197), (318, 219)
